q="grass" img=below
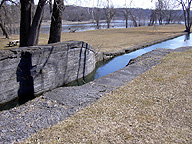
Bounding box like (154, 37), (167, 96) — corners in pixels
(23, 49), (192, 143)
(0, 24), (185, 52)
(0, 35), (19, 49)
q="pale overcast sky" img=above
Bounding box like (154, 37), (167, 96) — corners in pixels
(35, 0), (155, 9)
(65, 0), (155, 9)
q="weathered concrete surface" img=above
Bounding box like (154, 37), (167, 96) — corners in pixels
(0, 41), (95, 105)
(1, 47), (191, 143)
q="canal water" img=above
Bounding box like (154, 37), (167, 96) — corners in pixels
(94, 34), (191, 80)
(66, 33), (192, 86)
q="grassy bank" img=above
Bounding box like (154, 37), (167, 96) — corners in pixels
(24, 48), (192, 143)
(0, 24), (185, 52)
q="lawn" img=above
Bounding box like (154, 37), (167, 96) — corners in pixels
(0, 24), (185, 52)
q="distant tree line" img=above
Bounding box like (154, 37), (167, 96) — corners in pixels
(63, 5), (184, 24)
(44, 5), (185, 28)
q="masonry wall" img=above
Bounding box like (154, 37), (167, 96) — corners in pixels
(0, 41), (95, 104)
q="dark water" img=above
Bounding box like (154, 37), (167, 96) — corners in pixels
(94, 33), (192, 79)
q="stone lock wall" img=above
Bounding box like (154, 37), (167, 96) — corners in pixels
(0, 41), (95, 104)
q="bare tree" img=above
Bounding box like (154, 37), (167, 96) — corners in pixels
(176, 0), (192, 32)
(151, 0), (191, 32)
(20, 0), (33, 46)
(27, 0), (47, 46)
(163, 0), (177, 24)
(0, 0), (19, 39)
(136, 8), (144, 26)
(104, 0), (116, 28)
(91, 0), (103, 29)
(129, 9), (137, 27)
(149, 9), (157, 25)
(20, 0), (65, 46)
(122, 8), (129, 28)
(122, 0), (133, 28)
(155, 0), (165, 25)
(20, 0), (54, 47)
(48, 0), (64, 44)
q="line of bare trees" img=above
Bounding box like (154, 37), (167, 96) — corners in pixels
(92, 0), (183, 29)
(149, 0), (179, 25)
(91, 0), (143, 29)
(150, 0), (192, 32)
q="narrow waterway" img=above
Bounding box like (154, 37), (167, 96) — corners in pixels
(66, 33), (192, 86)
(94, 34), (191, 79)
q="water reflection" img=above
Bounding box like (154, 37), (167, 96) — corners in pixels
(94, 33), (192, 79)
(185, 33), (190, 41)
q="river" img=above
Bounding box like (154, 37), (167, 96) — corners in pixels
(40, 20), (148, 33)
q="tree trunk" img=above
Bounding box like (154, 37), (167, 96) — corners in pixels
(0, 21), (9, 39)
(93, 9), (101, 29)
(107, 19), (111, 28)
(130, 12), (137, 27)
(0, 4), (10, 39)
(48, 0), (64, 44)
(186, 7), (191, 33)
(20, 0), (33, 47)
(122, 10), (129, 28)
(181, 2), (191, 33)
(27, 0), (46, 46)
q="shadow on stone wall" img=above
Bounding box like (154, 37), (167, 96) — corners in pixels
(76, 42), (88, 85)
(0, 41), (95, 110)
(16, 52), (35, 105)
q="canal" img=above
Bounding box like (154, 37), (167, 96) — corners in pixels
(94, 33), (191, 79)
(67, 33), (191, 86)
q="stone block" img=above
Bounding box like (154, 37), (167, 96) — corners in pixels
(0, 41), (96, 105)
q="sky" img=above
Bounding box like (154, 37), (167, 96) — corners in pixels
(35, 0), (155, 9)
(65, 0), (155, 9)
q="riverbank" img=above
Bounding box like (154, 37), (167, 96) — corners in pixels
(21, 47), (192, 143)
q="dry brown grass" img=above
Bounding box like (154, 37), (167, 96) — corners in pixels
(0, 24), (185, 52)
(0, 35), (19, 49)
(61, 24), (185, 52)
(24, 49), (192, 143)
